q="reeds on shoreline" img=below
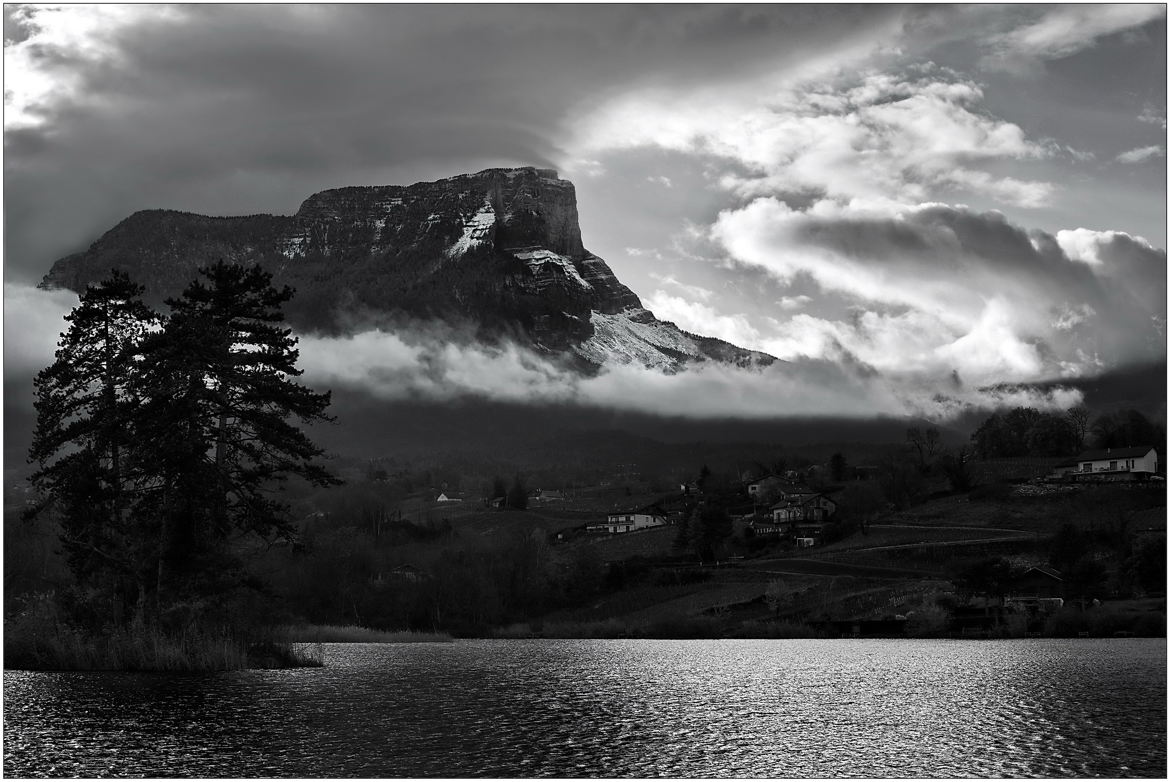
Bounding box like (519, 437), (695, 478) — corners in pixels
(4, 593), (324, 671)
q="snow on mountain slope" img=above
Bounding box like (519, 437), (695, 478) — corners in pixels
(574, 307), (707, 372)
(446, 196), (496, 258)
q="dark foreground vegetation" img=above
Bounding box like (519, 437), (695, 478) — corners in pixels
(9, 265), (337, 670)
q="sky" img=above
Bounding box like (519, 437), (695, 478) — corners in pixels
(3, 3), (1167, 425)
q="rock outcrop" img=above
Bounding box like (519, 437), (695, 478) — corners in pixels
(41, 167), (774, 372)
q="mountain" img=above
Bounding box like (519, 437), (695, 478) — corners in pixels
(40, 167), (774, 372)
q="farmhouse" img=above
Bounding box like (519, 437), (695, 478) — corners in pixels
(1006, 566), (1065, 611)
(770, 492), (837, 524)
(587, 504), (668, 534)
(746, 475), (784, 498)
(748, 514), (793, 536)
(1057, 446), (1160, 482)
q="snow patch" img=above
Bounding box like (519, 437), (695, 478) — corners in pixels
(575, 308), (704, 370)
(513, 249), (593, 289)
(280, 235), (308, 259)
(446, 197), (496, 257)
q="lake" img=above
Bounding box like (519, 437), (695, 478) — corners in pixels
(4, 639), (1165, 777)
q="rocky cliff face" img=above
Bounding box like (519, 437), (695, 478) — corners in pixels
(41, 167), (773, 372)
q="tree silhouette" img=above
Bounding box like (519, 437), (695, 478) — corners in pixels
(507, 475), (528, 510)
(29, 272), (160, 597)
(829, 452), (848, 482)
(29, 264), (340, 621)
(134, 262), (340, 600)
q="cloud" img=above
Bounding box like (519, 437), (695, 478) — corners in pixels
(710, 201), (1166, 385)
(3, 283), (78, 375)
(3, 5), (184, 131)
(779, 295), (813, 311)
(3, 3), (903, 283)
(643, 291), (763, 349)
(1, 283), (1084, 426)
(981, 5), (1167, 70)
(648, 273), (714, 302)
(296, 322), (1081, 422)
(1138, 104), (1167, 130)
(575, 69), (1052, 210)
(1116, 145), (1165, 164)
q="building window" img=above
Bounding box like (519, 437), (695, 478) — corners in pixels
(1109, 461), (1118, 471)
(1083, 463), (1092, 472)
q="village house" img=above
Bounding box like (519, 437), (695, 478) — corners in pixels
(1005, 566), (1065, 612)
(770, 492), (837, 524)
(532, 489), (565, 502)
(746, 475), (785, 498)
(1054, 446), (1160, 482)
(770, 492), (838, 541)
(587, 504), (668, 534)
(436, 492), (463, 503)
(749, 517), (794, 537)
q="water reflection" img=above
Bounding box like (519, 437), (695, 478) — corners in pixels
(4, 639), (1166, 777)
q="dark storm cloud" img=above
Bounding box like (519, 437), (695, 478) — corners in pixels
(4, 4), (903, 283)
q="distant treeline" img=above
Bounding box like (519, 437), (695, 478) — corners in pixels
(970, 406), (1162, 459)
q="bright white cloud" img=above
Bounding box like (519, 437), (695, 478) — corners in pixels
(2, 283), (1086, 426)
(296, 323), (1080, 422)
(643, 291), (763, 349)
(710, 201), (1165, 385)
(1056, 227), (1158, 267)
(982, 4), (1167, 70)
(1116, 145), (1165, 164)
(3, 283), (78, 373)
(574, 69), (1051, 210)
(4, 5), (183, 130)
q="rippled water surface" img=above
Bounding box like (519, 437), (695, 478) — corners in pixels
(4, 639), (1165, 777)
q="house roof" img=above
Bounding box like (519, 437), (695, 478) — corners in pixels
(768, 493), (831, 509)
(610, 503), (667, 517)
(1074, 446), (1157, 461)
(1021, 565), (1063, 581)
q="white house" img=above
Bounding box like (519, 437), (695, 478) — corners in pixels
(436, 492), (463, 503)
(1065, 446), (1159, 480)
(587, 505), (668, 534)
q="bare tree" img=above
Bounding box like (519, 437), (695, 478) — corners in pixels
(1067, 406), (1090, 450)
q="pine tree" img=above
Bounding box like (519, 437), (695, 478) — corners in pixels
(29, 272), (159, 596)
(133, 262), (340, 600)
(507, 475), (528, 510)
